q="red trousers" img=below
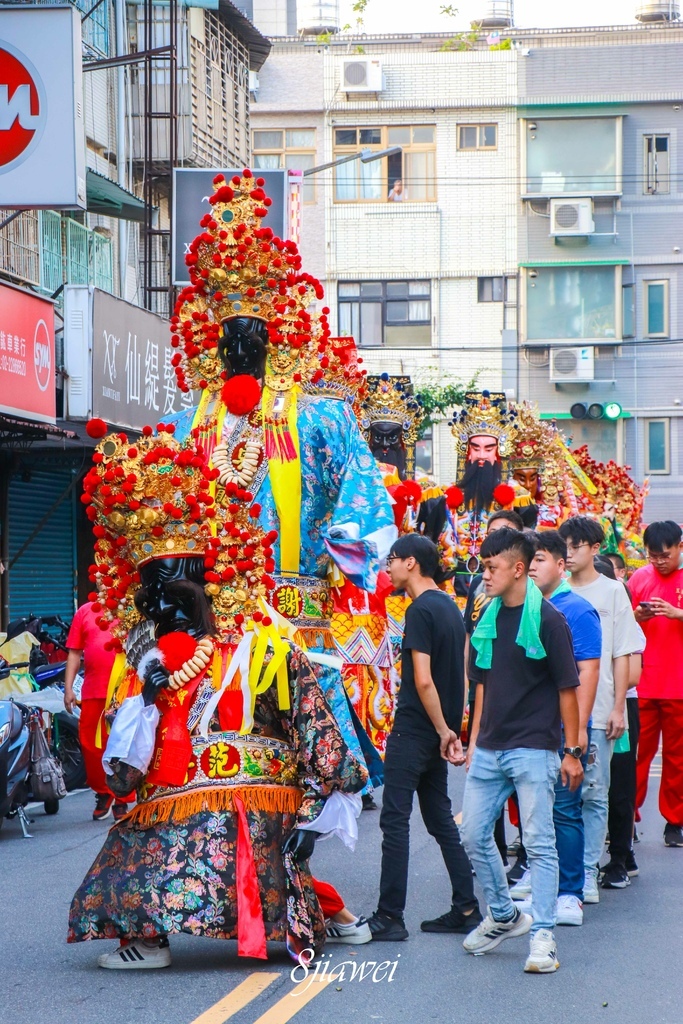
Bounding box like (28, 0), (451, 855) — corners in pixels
(312, 878), (345, 919)
(636, 698), (683, 828)
(79, 698), (131, 802)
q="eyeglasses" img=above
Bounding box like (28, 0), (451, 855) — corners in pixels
(565, 542), (590, 553)
(647, 551), (675, 563)
(386, 554), (402, 565)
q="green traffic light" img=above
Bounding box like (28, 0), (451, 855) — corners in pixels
(604, 402), (622, 420)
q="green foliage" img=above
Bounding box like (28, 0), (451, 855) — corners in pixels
(489, 38), (512, 50)
(414, 371), (480, 436)
(439, 28), (480, 52)
(439, 4), (459, 15)
(317, 30), (333, 44)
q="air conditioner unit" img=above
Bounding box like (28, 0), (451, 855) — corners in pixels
(341, 58), (383, 92)
(549, 198), (595, 236)
(248, 71), (259, 96)
(550, 346), (595, 382)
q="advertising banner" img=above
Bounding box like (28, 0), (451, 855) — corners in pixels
(0, 5), (86, 208)
(172, 167), (287, 286)
(0, 281), (55, 424)
(91, 290), (195, 432)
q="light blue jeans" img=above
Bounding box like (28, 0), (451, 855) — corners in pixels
(462, 747), (561, 933)
(582, 728), (615, 875)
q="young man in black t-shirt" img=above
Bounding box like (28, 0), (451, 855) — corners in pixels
(367, 536), (481, 941)
(461, 529), (583, 974)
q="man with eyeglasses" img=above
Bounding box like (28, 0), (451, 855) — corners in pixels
(630, 521), (683, 848)
(557, 517), (642, 903)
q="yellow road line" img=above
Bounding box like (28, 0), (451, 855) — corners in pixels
(251, 975), (334, 1024)
(190, 973), (281, 1024)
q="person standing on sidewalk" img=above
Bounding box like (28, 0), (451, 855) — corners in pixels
(64, 602), (132, 821)
(367, 535), (481, 941)
(525, 531), (602, 926)
(461, 528), (582, 974)
(558, 516), (642, 902)
(630, 520), (683, 848)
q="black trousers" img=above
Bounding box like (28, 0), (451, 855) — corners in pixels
(378, 729), (478, 919)
(608, 696), (640, 865)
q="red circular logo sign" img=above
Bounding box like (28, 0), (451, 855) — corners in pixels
(0, 44), (46, 173)
(33, 319), (51, 392)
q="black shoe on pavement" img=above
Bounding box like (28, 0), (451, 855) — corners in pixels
(664, 823), (683, 847)
(362, 793), (378, 811)
(507, 858), (528, 886)
(625, 850), (639, 877)
(93, 794), (113, 821)
(421, 907), (484, 934)
(367, 911), (409, 941)
(600, 862), (630, 889)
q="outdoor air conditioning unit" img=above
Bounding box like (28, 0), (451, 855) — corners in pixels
(341, 58), (383, 92)
(550, 347), (595, 382)
(549, 198), (595, 237)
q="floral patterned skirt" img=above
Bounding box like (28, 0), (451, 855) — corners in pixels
(67, 809), (325, 959)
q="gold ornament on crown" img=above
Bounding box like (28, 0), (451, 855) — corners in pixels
(451, 391), (516, 459)
(358, 375), (424, 447)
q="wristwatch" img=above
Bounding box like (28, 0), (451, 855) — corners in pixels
(563, 746), (582, 759)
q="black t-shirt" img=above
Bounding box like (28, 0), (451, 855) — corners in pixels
(464, 573), (490, 636)
(393, 589), (465, 738)
(470, 599), (579, 752)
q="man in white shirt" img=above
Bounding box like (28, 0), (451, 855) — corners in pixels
(558, 517), (642, 905)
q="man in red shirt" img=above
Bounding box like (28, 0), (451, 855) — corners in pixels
(630, 520), (683, 847)
(65, 602), (132, 821)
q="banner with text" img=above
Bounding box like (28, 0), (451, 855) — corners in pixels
(0, 281), (55, 424)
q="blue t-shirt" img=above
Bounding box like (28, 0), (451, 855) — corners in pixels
(549, 587), (602, 663)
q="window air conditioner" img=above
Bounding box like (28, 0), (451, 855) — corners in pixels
(341, 58), (383, 92)
(549, 198), (595, 237)
(550, 347), (595, 382)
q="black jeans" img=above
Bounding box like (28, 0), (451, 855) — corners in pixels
(608, 697), (640, 865)
(378, 730), (478, 920)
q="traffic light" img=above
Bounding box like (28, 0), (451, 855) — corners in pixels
(570, 402), (622, 421)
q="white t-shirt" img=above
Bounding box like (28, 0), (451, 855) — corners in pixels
(570, 574), (643, 730)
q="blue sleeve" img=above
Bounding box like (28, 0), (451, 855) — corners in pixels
(571, 605), (602, 662)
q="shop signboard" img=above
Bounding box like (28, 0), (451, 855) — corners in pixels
(0, 280), (55, 424)
(0, 5), (86, 208)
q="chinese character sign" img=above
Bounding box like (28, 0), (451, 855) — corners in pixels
(0, 281), (55, 423)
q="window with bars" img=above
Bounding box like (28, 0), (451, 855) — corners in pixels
(333, 126), (436, 202)
(253, 129), (317, 203)
(338, 281), (431, 347)
(73, 0), (110, 55)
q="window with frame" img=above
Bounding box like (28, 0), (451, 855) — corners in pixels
(645, 419), (670, 475)
(644, 280), (669, 338)
(524, 117), (621, 195)
(622, 283), (635, 338)
(415, 426), (433, 475)
(337, 281), (431, 347)
(457, 124), (497, 151)
(333, 126), (436, 203)
(644, 135), (670, 195)
(478, 277), (507, 302)
(525, 265), (619, 342)
(252, 129), (317, 202)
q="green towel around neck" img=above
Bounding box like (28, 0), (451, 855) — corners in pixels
(471, 577), (546, 670)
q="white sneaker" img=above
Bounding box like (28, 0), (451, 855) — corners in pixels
(325, 916), (372, 944)
(524, 929), (559, 973)
(556, 894), (583, 926)
(583, 870), (600, 904)
(510, 868), (532, 900)
(463, 908), (532, 954)
(98, 940), (171, 970)
(514, 898), (532, 915)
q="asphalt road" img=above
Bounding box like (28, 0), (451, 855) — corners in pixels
(1, 756), (679, 1024)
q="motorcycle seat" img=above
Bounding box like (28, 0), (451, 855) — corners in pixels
(9, 703), (25, 740)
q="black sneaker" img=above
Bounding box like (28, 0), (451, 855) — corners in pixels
(625, 850), (639, 877)
(600, 862), (630, 889)
(93, 794), (113, 821)
(362, 793), (378, 811)
(664, 823), (683, 847)
(421, 907), (483, 933)
(367, 911), (408, 941)
(507, 858), (529, 886)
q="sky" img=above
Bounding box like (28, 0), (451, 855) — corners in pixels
(337, 1), (647, 35)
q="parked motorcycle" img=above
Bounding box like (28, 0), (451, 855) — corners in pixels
(0, 698), (64, 837)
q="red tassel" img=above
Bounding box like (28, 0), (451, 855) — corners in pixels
(234, 794), (268, 959)
(493, 484), (516, 508)
(445, 486), (464, 510)
(221, 375), (262, 416)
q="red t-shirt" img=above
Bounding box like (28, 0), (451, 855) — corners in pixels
(66, 603), (116, 700)
(629, 564), (683, 700)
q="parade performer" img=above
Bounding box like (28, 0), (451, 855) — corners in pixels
(167, 171), (396, 769)
(67, 425), (368, 968)
(507, 402), (571, 529)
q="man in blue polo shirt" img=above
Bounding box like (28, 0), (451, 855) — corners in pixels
(524, 531), (602, 926)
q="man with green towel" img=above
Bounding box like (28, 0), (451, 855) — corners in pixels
(460, 528), (583, 974)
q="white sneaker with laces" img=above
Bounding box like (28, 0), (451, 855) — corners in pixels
(583, 869), (600, 904)
(524, 929), (559, 973)
(325, 916), (372, 944)
(510, 868), (532, 900)
(98, 940), (171, 970)
(463, 908), (532, 954)
(556, 894), (583, 926)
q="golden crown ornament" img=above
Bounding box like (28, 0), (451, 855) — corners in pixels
(451, 391), (516, 459)
(358, 374), (424, 447)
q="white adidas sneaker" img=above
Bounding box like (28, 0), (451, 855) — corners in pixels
(524, 929), (560, 974)
(98, 939), (172, 970)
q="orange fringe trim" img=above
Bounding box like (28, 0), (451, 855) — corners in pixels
(295, 627), (336, 650)
(122, 785), (303, 829)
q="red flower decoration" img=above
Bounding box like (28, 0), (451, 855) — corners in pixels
(157, 631), (198, 673)
(220, 374), (262, 416)
(445, 486), (464, 510)
(86, 418), (108, 439)
(493, 484), (516, 509)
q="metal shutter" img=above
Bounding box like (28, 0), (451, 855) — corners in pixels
(8, 467), (78, 621)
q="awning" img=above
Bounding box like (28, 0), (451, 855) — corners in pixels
(0, 414), (78, 445)
(86, 170), (147, 223)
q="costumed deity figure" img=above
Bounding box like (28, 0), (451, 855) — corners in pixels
(359, 373), (422, 482)
(507, 402), (573, 529)
(446, 391), (517, 599)
(167, 170), (396, 781)
(68, 425), (368, 964)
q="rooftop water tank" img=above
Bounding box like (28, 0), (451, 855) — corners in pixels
(635, 2), (681, 20)
(297, 0), (340, 35)
(473, 1), (514, 28)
